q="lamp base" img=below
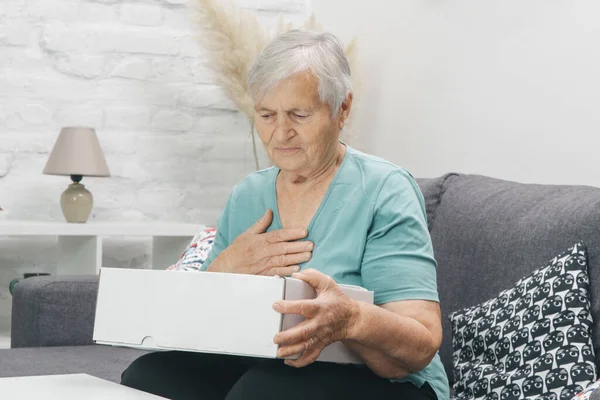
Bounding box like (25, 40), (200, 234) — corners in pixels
(60, 181), (93, 223)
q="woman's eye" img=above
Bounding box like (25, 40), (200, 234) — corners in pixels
(293, 114), (307, 119)
(261, 114), (274, 120)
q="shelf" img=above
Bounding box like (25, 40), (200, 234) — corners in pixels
(0, 220), (200, 237)
(0, 220), (203, 275)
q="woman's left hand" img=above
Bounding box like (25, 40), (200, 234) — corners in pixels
(272, 268), (360, 368)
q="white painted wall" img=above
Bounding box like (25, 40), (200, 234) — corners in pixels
(0, 0), (307, 333)
(311, 0), (600, 186)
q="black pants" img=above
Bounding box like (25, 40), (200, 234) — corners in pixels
(121, 351), (438, 400)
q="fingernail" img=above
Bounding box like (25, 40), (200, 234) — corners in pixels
(292, 272), (300, 278)
(293, 266), (300, 272)
(307, 242), (314, 250)
(273, 302), (281, 311)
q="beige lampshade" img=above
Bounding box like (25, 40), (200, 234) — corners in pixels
(43, 127), (110, 177)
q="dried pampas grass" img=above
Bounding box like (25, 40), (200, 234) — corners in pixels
(190, 0), (359, 169)
(190, 0), (264, 123)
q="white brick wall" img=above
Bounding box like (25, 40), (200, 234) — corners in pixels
(0, 0), (308, 333)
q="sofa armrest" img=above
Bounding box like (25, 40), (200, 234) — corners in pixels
(11, 275), (99, 348)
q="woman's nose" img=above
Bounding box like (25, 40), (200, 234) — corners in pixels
(273, 115), (295, 139)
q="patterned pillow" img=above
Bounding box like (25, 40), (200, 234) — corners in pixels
(166, 227), (216, 271)
(449, 242), (596, 400)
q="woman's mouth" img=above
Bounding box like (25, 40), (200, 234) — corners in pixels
(276, 147), (301, 154)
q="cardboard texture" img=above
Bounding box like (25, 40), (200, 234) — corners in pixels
(93, 268), (374, 364)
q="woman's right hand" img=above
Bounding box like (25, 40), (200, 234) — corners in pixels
(207, 209), (313, 276)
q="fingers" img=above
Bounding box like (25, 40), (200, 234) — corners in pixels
(277, 337), (317, 359)
(274, 323), (316, 347)
(265, 228), (308, 243)
(284, 347), (322, 368)
(265, 252), (312, 269)
(263, 241), (314, 258)
(246, 210), (273, 234)
(291, 268), (333, 293)
(273, 300), (320, 319)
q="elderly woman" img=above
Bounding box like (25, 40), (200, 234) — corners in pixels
(121, 30), (449, 400)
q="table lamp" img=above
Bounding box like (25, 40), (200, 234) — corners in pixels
(43, 127), (110, 223)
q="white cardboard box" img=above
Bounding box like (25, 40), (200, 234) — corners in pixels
(93, 268), (374, 364)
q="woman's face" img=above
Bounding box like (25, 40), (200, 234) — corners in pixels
(254, 71), (350, 176)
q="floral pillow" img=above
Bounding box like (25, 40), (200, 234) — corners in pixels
(166, 227), (216, 272)
(573, 378), (600, 399)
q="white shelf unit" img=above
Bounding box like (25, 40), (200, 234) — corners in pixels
(0, 221), (202, 275)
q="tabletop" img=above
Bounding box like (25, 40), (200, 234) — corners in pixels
(0, 374), (166, 399)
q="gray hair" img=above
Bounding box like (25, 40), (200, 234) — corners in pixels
(247, 30), (352, 117)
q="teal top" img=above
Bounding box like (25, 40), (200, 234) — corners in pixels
(202, 145), (449, 399)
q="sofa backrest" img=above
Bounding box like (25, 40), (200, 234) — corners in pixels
(417, 173), (600, 383)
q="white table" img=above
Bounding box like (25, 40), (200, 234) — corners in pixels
(0, 374), (167, 399)
(0, 221), (202, 275)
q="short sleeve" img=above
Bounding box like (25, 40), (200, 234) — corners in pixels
(200, 188), (236, 271)
(360, 170), (439, 305)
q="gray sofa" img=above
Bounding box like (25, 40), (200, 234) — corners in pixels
(3, 173), (600, 395)
(2, 276), (148, 382)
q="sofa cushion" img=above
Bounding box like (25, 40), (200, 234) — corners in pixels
(0, 345), (149, 383)
(11, 275), (100, 348)
(431, 174), (600, 383)
(450, 242), (596, 400)
(416, 173), (456, 232)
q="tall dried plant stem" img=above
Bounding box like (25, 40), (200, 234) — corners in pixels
(250, 122), (259, 171)
(190, 0), (265, 122)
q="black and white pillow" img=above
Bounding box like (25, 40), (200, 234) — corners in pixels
(449, 242), (596, 400)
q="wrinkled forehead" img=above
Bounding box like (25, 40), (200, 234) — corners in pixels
(254, 71), (324, 109)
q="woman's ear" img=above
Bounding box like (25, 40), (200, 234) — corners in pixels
(339, 92), (354, 128)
